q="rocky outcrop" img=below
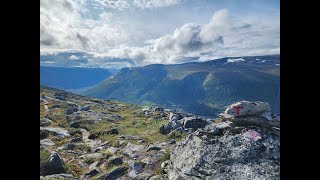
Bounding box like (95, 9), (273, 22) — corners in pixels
(167, 117), (280, 179)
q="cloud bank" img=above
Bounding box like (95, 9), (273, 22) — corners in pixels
(40, 0), (280, 68)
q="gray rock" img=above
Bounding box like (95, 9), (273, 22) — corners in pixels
(169, 112), (181, 121)
(100, 166), (126, 180)
(40, 151), (65, 176)
(40, 127), (70, 137)
(43, 174), (76, 179)
(65, 143), (75, 150)
(146, 146), (161, 152)
(182, 116), (207, 129)
(66, 107), (78, 115)
(121, 143), (145, 158)
(111, 114), (122, 121)
(131, 171), (154, 180)
(40, 118), (52, 127)
(40, 139), (55, 146)
(149, 175), (168, 180)
(159, 121), (182, 135)
(80, 105), (90, 111)
(105, 128), (119, 135)
(51, 104), (61, 109)
(83, 168), (100, 178)
(106, 147), (119, 154)
(154, 107), (164, 112)
(260, 111), (273, 120)
(167, 121), (280, 180)
(128, 160), (143, 178)
(89, 161), (99, 170)
(107, 156), (123, 166)
(222, 101), (271, 117)
(161, 160), (172, 174)
(70, 137), (82, 143)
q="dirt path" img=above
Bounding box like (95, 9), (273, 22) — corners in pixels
(80, 128), (102, 151)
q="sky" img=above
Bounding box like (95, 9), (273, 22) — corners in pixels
(40, 0), (280, 69)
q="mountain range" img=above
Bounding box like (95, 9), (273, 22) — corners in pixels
(40, 66), (117, 90)
(82, 55), (280, 117)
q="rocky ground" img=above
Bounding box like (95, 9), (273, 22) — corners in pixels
(40, 86), (280, 179)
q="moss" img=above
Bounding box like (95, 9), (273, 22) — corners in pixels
(83, 157), (96, 165)
(64, 160), (84, 178)
(40, 147), (51, 173)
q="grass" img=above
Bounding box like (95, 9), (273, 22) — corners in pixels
(64, 160), (84, 178)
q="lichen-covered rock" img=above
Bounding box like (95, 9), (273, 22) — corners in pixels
(167, 121), (280, 179)
(169, 112), (181, 121)
(100, 166), (127, 180)
(40, 149), (65, 176)
(160, 121), (182, 135)
(182, 116), (207, 129)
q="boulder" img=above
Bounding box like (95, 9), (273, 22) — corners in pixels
(40, 139), (55, 146)
(69, 137), (82, 143)
(161, 160), (171, 174)
(167, 121), (280, 180)
(100, 166), (126, 180)
(80, 105), (90, 111)
(89, 161), (99, 170)
(159, 121), (182, 135)
(169, 112), (181, 121)
(146, 146), (161, 152)
(51, 104), (61, 109)
(65, 143), (75, 150)
(105, 128), (119, 135)
(154, 107), (164, 112)
(182, 116), (207, 129)
(106, 147), (119, 154)
(83, 168), (100, 178)
(107, 156), (123, 166)
(149, 175), (168, 180)
(42, 174), (76, 179)
(128, 160), (143, 178)
(40, 150), (65, 176)
(40, 127), (70, 138)
(223, 101), (271, 117)
(66, 107), (78, 115)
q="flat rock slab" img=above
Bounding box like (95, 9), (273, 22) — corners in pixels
(40, 139), (55, 146)
(40, 127), (70, 137)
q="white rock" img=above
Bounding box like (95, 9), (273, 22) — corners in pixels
(223, 101), (271, 117)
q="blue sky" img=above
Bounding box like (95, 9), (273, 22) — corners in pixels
(40, 0), (280, 68)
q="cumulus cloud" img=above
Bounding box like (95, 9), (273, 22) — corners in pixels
(133, 0), (182, 9)
(69, 55), (80, 60)
(40, 0), (279, 68)
(93, 0), (182, 10)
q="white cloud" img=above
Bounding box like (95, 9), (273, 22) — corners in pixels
(40, 0), (279, 68)
(69, 55), (80, 60)
(133, 0), (182, 9)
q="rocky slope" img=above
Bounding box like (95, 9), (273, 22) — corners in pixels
(40, 86), (279, 179)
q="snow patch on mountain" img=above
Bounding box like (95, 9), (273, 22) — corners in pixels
(226, 58), (245, 63)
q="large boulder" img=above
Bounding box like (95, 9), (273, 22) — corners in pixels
(182, 116), (207, 129)
(169, 112), (181, 121)
(40, 148), (65, 176)
(167, 121), (280, 179)
(100, 166), (127, 180)
(159, 121), (182, 135)
(223, 101), (271, 117)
